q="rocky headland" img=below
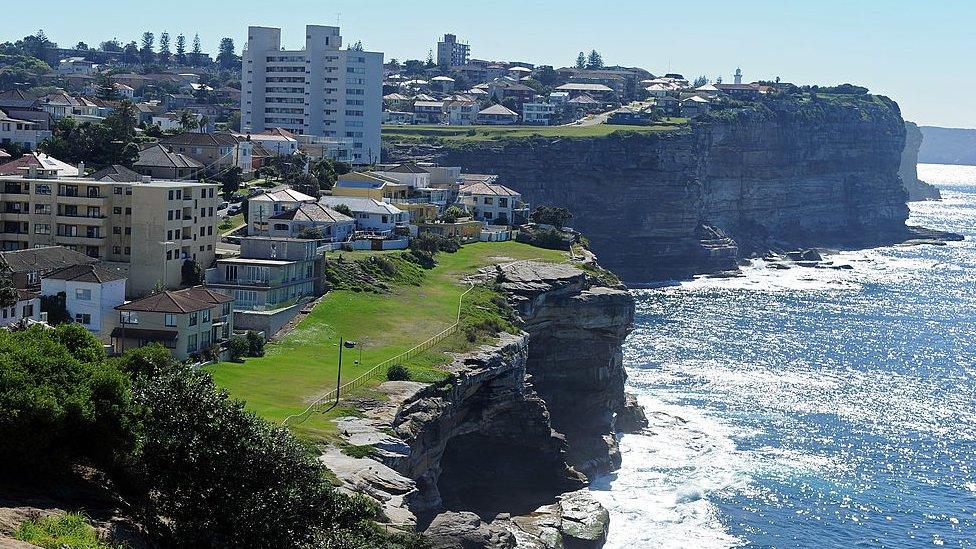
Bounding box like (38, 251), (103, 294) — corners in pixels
(900, 121), (942, 201)
(325, 261), (638, 548)
(387, 94), (958, 282)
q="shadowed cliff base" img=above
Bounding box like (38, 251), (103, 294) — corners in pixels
(386, 93), (961, 282)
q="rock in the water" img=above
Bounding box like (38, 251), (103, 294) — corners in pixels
(615, 393), (648, 433)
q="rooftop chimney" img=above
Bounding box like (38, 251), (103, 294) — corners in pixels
(77, 161), (85, 176)
(141, 175), (152, 183)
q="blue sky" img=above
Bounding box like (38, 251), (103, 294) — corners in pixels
(6, 0), (974, 127)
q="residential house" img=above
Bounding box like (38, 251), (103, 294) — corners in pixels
(0, 245), (96, 290)
(522, 102), (556, 125)
(57, 57), (98, 76)
(36, 91), (100, 121)
(264, 203), (355, 240)
(607, 106), (653, 125)
(318, 196), (405, 234)
(0, 289), (41, 327)
(112, 286), (234, 361)
(333, 172), (409, 200)
(554, 83), (615, 102)
(134, 144), (204, 180)
(90, 165), (142, 183)
(442, 96), (478, 126)
(249, 128), (299, 156)
(383, 93), (413, 112)
(159, 132), (253, 176)
(371, 162), (431, 189)
(485, 79), (537, 107)
(247, 187), (317, 235)
(714, 83), (761, 100)
(430, 75), (456, 93)
(382, 111), (415, 125)
(680, 96), (711, 118)
(565, 94), (602, 114)
(0, 152), (80, 177)
(413, 100), (445, 124)
(654, 96), (681, 117)
(0, 109), (50, 150)
(459, 181), (527, 226)
(477, 104), (519, 125)
(210, 237), (326, 311)
(40, 264), (126, 334)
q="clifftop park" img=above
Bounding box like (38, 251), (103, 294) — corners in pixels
(384, 86), (957, 282)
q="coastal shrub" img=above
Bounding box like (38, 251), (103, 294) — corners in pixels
(411, 232), (461, 256)
(246, 330), (265, 357)
(227, 335), (248, 362)
(459, 285), (519, 344)
(13, 512), (112, 549)
(0, 325), (137, 473)
(40, 292), (72, 325)
(387, 363), (411, 381)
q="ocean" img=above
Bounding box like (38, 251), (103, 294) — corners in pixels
(591, 164), (976, 548)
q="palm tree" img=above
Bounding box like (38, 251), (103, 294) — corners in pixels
(178, 110), (199, 132)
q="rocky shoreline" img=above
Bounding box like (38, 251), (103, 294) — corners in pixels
(325, 261), (640, 548)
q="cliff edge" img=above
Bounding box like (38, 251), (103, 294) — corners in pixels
(324, 261), (636, 548)
(387, 93), (948, 281)
(900, 121), (942, 201)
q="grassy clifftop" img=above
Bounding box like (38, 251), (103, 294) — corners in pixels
(382, 119), (690, 143)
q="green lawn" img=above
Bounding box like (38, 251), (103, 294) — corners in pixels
(382, 120), (689, 142)
(205, 242), (568, 442)
(14, 513), (112, 549)
(218, 213), (244, 235)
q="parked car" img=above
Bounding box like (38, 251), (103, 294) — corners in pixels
(227, 204), (241, 215)
(218, 201), (229, 210)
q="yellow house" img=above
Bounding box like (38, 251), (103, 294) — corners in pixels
(332, 172), (409, 201)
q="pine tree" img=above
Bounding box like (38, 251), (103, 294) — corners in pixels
(575, 52), (586, 69)
(158, 32), (171, 65)
(122, 41), (139, 64)
(191, 33), (202, 67)
(175, 34), (187, 65)
(586, 50), (603, 69)
(216, 37), (237, 69)
(140, 32), (155, 65)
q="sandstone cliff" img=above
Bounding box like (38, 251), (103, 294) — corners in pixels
(900, 122), (942, 201)
(387, 95), (929, 281)
(325, 262), (635, 548)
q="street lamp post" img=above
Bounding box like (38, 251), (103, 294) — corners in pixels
(336, 338), (357, 405)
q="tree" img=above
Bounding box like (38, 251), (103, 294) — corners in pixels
(575, 52), (586, 69)
(181, 259), (204, 286)
(535, 65), (559, 86)
(75, 41), (89, 51)
(158, 32), (171, 65)
(0, 325), (137, 473)
(297, 226), (324, 240)
(174, 33), (187, 65)
(332, 203), (353, 218)
(95, 73), (118, 100)
(100, 39), (122, 52)
(227, 336), (248, 362)
(246, 331), (265, 357)
(426, 49), (434, 66)
(530, 205), (574, 229)
(191, 33), (202, 66)
(178, 109), (199, 132)
(218, 166), (243, 197)
(349, 40), (364, 51)
(0, 268), (18, 307)
(586, 50), (604, 69)
(693, 75), (709, 87)
(125, 361), (422, 547)
(140, 32), (155, 65)
(122, 41), (139, 64)
(216, 37), (237, 69)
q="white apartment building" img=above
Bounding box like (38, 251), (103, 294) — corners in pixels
(522, 103), (556, 126)
(241, 25), (383, 164)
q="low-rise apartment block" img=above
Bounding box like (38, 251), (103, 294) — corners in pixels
(0, 165), (219, 298)
(209, 237), (324, 312)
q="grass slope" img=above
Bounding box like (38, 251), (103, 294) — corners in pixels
(14, 513), (112, 549)
(205, 242), (567, 442)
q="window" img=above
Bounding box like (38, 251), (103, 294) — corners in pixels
(34, 224), (50, 235)
(74, 313), (91, 325)
(187, 334), (198, 353)
(124, 207), (131, 215)
(125, 227), (131, 235)
(189, 311), (198, 326)
(114, 207), (123, 215)
(120, 311), (138, 324)
(113, 227), (122, 235)
(35, 184), (51, 195)
(164, 314), (177, 327)
(113, 246), (121, 254)
(114, 186), (123, 195)
(124, 247), (131, 255)
(273, 223), (288, 231)
(168, 190), (174, 200)
(484, 197), (494, 205)
(202, 309), (210, 323)
(75, 288), (92, 301)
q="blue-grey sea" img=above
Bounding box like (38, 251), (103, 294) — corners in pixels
(591, 164), (976, 548)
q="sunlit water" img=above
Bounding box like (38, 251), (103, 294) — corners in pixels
(591, 164), (976, 548)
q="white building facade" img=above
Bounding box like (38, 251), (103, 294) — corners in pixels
(241, 25), (383, 164)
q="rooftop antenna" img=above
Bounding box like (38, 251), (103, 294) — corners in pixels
(336, 12), (341, 25)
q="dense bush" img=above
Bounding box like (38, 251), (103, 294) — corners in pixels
(386, 364), (411, 381)
(227, 335), (248, 362)
(530, 205), (573, 229)
(0, 325), (137, 472)
(246, 330), (265, 357)
(410, 232), (461, 256)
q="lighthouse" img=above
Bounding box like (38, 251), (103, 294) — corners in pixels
(734, 67), (743, 85)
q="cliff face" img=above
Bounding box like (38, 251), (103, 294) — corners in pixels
(387, 96), (918, 281)
(325, 263), (635, 548)
(900, 122), (942, 201)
